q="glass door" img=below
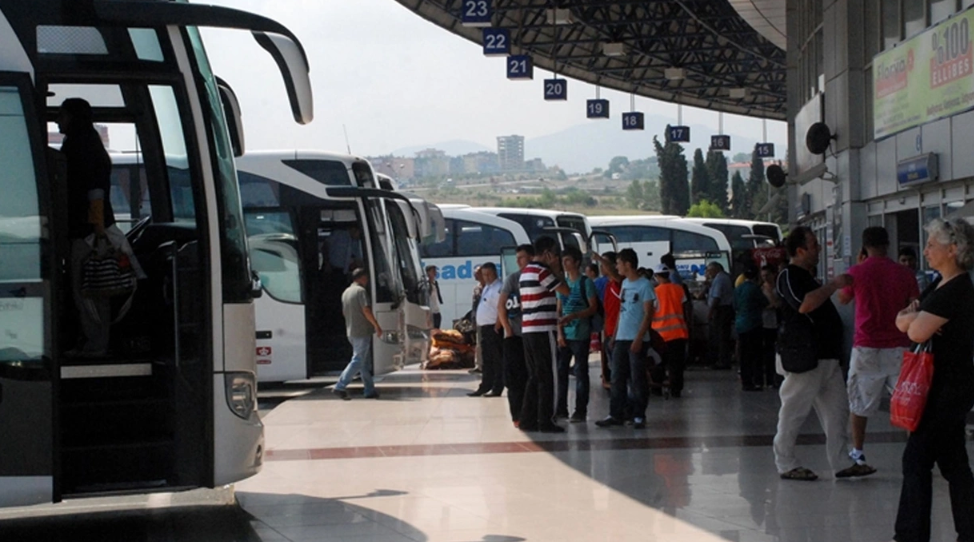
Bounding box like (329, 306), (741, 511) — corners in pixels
(0, 78), (54, 506)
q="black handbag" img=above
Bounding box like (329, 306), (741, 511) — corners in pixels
(776, 317), (818, 373)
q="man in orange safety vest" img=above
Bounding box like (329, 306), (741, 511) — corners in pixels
(650, 263), (691, 397)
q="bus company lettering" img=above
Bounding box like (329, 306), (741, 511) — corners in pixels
(425, 260), (501, 280)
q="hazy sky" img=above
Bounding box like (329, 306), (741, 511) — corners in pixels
(201, 0), (788, 157)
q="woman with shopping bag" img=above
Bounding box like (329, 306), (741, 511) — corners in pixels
(891, 218), (974, 542)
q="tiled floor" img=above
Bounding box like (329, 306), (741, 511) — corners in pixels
(0, 361), (966, 541)
(233, 362), (964, 542)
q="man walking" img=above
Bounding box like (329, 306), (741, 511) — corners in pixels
(469, 263), (504, 397)
(498, 244), (533, 427)
(706, 262), (735, 370)
(597, 248), (656, 429)
(333, 268), (382, 400)
(774, 228), (871, 480)
(838, 227), (918, 473)
(519, 237), (571, 433)
(651, 263), (690, 398)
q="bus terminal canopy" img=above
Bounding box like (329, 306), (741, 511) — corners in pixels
(394, 0), (786, 120)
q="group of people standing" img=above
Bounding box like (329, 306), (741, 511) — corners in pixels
(768, 223), (974, 542)
(466, 236), (693, 433)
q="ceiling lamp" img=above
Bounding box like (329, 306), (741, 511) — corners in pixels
(602, 42), (626, 56)
(664, 67), (686, 80)
(546, 8), (573, 25)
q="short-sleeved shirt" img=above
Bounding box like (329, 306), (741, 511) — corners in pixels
(500, 271), (523, 336)
(919, 275), (974, 413)
(594, 275), (609, 302)
(708, 271), (735, 308)
(476, 279), (502, 326)
(603, 279), (622, 337)
(616, 277), (657, 342)
(63, 126), (115, 239)
(734, 280), (768, 334)
(341, 283), (374, 338)
(557, 275), (597, 340)
(520, 262), (563, 334)
(776, 264), (843, 360)
(842, 256), (919, 348)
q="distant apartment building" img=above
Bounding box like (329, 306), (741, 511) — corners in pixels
(525, 158), (546, 172)
(496, 135), (524, 171)
(414, 148), (450, 178)
(462, 151), (500, 175)
(369, 155), (415, 182)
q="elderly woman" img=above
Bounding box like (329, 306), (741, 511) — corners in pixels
(893, 218), (974, 542)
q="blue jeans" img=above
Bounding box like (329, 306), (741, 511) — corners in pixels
(335, 336), (375, 395)
(556, 339), (590, 416)
(610, 340), (648, 421)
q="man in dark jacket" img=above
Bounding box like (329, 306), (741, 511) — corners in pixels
(60, 98), (116, 358)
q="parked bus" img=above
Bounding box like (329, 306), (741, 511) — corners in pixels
(588, 216), (733, 281)
(0, 0), (312, 507)
(375, 173), (446, 365)
(471, 207), (593, 252)
(236, 151), (425, 382)
(419, 206), (530, 328)
(681, 218), (783, 274)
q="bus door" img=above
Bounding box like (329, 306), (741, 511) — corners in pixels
(362, 199), (404, 374)
(0, 76), (55, 507)
(387, 199), (430, 367)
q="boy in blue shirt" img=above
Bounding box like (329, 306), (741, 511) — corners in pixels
(596, 248), (657, 429)
(556, 247), (599, 422)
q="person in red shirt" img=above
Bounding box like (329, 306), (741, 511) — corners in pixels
(838, 226), (920, 473)
(595, 252), (623, 389)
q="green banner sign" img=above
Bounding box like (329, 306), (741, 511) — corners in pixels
(874, 8), (974, 139)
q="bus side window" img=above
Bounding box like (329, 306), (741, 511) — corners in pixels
(420, 219), (455, 258)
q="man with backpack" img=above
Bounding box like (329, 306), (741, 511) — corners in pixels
(555, 246), (599, 422)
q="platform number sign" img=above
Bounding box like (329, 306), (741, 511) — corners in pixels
(710, 135), (731, 151)
(586, 99), (609, 119)
(507, 55), (533, 80)
(622, 112), (644, 131)
(482, 28), (509, 56)
(668, 125), (690, 142)
(544, 78), (568, 101)
(461, 0), (492, 26)
(755, 143), (775, 158)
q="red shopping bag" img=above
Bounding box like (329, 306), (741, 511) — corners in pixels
(890, 343), (934, 432)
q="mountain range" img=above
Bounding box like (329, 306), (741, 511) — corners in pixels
(391, 114), (788, 174)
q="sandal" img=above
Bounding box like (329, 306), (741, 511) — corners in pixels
(780, 467), (818, 481)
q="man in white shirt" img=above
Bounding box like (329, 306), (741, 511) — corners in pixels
(469, 263), (505, 396)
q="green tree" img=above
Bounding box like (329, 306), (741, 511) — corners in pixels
(686, 199), (725, 218)
(746, 150), (766, 218)
(625, 179), (662, 211)
(654, 127), (690, 216)
(690, 148), (710, 205)
(732, 152), (750, 164)
(606, 156), (630, 178)
(625, 179), (644, 209)
(706, 151), (729, 213)
(730, 170), (747, 218)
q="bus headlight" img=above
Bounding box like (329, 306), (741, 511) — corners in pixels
(225, 372), (257, 420)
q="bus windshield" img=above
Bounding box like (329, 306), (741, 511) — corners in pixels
(386, 202), (426, 305)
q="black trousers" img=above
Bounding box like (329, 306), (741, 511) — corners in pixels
(520, 331), (557, 429)
(761, 327), (778, 387)
(738, 327), (763, 388)
(711, 305), (735, 368)
(651, 338), (687, 395)
(476, 325), (504, 394)
(503, 335), (527, 422)
(894, 396), (974, 542)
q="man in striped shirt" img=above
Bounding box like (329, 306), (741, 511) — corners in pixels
(519, 236), (571, 433)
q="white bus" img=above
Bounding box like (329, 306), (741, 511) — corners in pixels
(681, 218), (783, 274)
(376, 173), (446, 365)
(588, 216), (733, 281)
(420, 206), (530, 328)
(471, 207), (594, 252)
(0, 1), (311, 506)
(237, 151), (424, 382)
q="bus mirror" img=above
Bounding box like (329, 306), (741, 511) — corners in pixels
(252, 31), (314, 124)
(216, 77), (244, 157)
(250, 271), (263, 299)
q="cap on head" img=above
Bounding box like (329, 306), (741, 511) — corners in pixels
(655, 263), (672, 275)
